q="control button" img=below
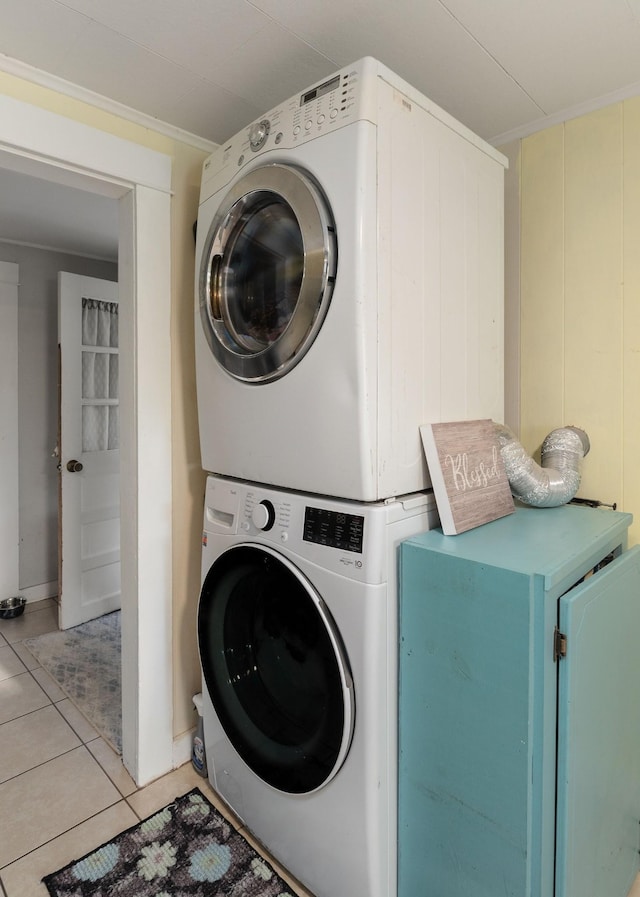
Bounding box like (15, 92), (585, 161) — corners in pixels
(237, 154), (245, 166)
(275, 132), (283, 144)
(251, 500), (276, 531)
(280, 531), (288, 543)
(240, 521), (250, 532)
(330, 108), (338, 119)
(293, 125), (301, 135)
(248, 119), (271, 151)
(304, 120), (312, 130)
(317, 114), (325, 125)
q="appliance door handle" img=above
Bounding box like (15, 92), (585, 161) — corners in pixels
(208, 254), (223, 322)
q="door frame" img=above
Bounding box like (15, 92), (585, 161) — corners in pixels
(0, 93), (173, 786)
(0, 261), (19, 599)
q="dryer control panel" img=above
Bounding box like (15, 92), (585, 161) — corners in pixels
(200, 57), (379, 203)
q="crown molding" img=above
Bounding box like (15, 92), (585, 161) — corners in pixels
(490, 80), (640, 146)
(0, 52), (217, 154)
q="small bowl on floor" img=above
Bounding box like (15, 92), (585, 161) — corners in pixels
(0, 596), (26, 619)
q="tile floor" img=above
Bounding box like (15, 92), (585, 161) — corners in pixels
(2, 599), (640, 897)
(0, 599), (313, 897)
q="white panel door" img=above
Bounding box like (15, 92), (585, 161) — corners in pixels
(0, 261), (19, 599)
(58, 271), (120, 629)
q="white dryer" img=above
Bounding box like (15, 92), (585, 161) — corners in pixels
(197, 473), (438, 897)
(195, 57), (507, 501)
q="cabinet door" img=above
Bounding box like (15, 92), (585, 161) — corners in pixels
(556, 545), (640, 897)
(398, 550), (533, 897)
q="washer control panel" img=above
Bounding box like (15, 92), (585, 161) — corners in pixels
(250, 499), (276, 531)
(202, 474), (435, 584)
(303, 506), (364, 553)
(242, 489), (292, 542)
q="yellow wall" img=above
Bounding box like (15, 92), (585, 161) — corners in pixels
(0, 70), (209, 739)
(504, 99), (640, 545)
(170, 140), (209, 738)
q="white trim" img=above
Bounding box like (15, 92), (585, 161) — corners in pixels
(502, 140), (521, 436)
(0, 93), (174, 786)
(490, 80), (640, 146)
(173, 729), (195, 770)
(0, 236), (115, 263)
(0, 93), (172, 192)
(119, 185), (174, 784)
(0, 52), (217, 155)
(0, 261), (19, 600)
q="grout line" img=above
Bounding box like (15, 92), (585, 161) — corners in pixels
(0, 796), (128, 873)
(0, 601), (133, 883)
(0, 741), (92, 788)
(0, 747), (125, 869)
(123, 796), (144, 823)
(50, 697), (101, 745)
(0, 702), (59, 736)
(0, 646), (28, 680)
(1, 744), (117, 868)
(84, 739), (136, 799)
(0, 670), (49, 728)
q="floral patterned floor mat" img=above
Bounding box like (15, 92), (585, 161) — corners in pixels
(43, 788), (298, 897)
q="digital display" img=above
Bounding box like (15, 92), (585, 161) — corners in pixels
(303, 506), (364, 553)
(300, 75), (340, 107)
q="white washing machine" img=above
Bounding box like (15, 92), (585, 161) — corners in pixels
(194, 57), (507, 502)
(197, 473), (438, 897)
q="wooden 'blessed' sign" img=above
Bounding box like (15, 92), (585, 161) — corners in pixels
(420, 419), (514, 535)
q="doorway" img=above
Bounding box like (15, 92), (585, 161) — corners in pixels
(0, 91), (173, 785)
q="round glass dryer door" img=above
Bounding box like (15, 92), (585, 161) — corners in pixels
(198, 545), (354, 794)
(199, 164), (337, 383)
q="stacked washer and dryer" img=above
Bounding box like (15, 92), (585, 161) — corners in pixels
(195, 57), (507, 897)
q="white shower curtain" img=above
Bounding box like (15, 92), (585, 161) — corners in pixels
(81, 297), (119, 452)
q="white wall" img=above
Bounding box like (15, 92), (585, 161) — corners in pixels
(0, 242), (117, 593)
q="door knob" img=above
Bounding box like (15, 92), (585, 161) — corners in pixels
(66, 460), (83, 473)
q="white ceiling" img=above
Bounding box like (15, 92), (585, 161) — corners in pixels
(2, 0), (640, 258)
(0, 168), (119, 261)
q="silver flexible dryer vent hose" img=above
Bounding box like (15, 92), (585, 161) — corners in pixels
(494, 423), (590, 508)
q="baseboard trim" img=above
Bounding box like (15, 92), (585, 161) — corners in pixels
(21, 581), (58, 603)
(173, 728), (195, 769)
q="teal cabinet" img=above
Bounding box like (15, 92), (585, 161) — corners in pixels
(398, 505), (640, 897)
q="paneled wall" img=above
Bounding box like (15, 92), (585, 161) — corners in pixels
(505, 98), (640, 545)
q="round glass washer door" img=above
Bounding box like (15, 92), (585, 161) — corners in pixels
(198, 164), (337, 383)
(197, 544), (354, 794)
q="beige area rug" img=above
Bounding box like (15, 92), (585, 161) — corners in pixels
(24, 611), (121, 752)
